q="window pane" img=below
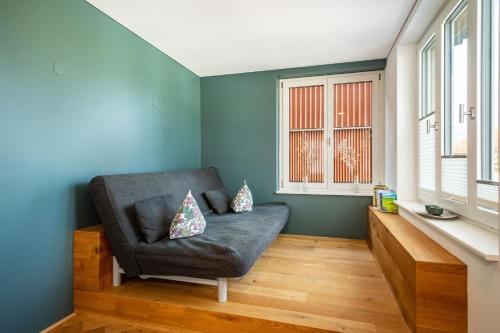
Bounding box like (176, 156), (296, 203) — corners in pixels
(289, 86), (324, 183)
(419, 115), (436, 191)
(442, 157), (468, 198)
(422, 40), (436, 117)
(333, 82), (372, 183)
(451, 5), (468, 155)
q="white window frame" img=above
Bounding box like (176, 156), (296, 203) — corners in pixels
(417, 0), (499, 231)
(278, 71), (384, 196)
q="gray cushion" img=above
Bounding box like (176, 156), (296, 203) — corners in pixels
(134, 203), (290, 279)
(135, 194), (178, 243)
(89, 167), (224, 276)
(204, 188), (230, 214)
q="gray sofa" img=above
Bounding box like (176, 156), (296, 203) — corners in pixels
(89, 167), (289, 301)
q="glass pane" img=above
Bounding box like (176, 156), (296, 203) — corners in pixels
(442, 157), (467, 198)
(334, 129), (372, 183)
(451, 5), (468, 155)
(288, 86), (324, 183)
(333, 82), (372, 183)
(289, 131), (324, 183)
(419, 116), (436, 191)
(422, 40), (436, 117)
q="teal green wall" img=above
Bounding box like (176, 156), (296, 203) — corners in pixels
(0, 0), (200, 332)
(201, 60), (385, 238)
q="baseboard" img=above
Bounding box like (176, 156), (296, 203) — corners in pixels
(40, 312), (76, 333)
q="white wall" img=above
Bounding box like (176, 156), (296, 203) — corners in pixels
(384, 50), (397, 190)
(384, 44), (418, 200)
(396, 45), (418, 201)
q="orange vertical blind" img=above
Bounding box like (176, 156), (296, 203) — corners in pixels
(333, 82), (372, 183)
(289, 85), (324, 183)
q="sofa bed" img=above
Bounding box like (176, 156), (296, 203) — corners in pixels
(89, 167), (289, 302)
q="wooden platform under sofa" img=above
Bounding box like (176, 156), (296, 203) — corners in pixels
(69, 224), (411, 333)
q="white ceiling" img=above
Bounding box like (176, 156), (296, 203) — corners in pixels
(87, 0), (415, 77)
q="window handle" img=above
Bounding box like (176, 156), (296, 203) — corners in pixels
(459, 105), (475, 123)
(426, 119), (438, 134)
(328, 137), (331, 146)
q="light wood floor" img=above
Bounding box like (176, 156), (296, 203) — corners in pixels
(72, 235), (410, 333)
(45, 311), (203, 333)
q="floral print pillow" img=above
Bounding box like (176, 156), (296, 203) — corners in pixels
(231, 180), (253, 213)
(169, 190), (206, 239)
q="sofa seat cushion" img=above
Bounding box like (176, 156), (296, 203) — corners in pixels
(134, 203), (290, 279)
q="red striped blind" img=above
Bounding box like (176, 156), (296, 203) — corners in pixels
(289, 86), (324, 183)
(289, 85), (324, 129)
(333, 82), (372, 183)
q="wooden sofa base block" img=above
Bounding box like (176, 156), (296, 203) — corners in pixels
(74, 225), (113, 291)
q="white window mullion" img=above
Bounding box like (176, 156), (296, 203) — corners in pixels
(467, 0), (478, 219)
(326, 80), (334, 189)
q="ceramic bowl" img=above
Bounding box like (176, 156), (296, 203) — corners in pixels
(425, 205), (443, 216)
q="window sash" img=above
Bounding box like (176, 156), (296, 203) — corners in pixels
(443, 0), (469, 157)
(281, 78), (328, 191)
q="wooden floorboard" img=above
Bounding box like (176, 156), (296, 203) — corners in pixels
(73, 235), (410, 333)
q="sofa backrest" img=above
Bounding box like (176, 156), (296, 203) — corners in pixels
(89, 167), (224, 276)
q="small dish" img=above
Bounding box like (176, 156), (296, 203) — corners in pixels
(425, 205), (444, 216)
(412, 208), (459, 220)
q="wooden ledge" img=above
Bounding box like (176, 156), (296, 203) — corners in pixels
(367, 206), (467, 332)
(368, 207), (464, 266)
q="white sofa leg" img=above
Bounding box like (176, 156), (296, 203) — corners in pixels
(217, 278), (227, 303)
(113, 257), (122, 287)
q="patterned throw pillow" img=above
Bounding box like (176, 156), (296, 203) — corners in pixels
(169, 190), (206, 239)
(231, 180), (253, 213)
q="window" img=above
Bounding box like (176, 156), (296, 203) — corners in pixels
(279, 72), (383, 195)
(417, 0), (499, 229)
(419, 37), (437, 193)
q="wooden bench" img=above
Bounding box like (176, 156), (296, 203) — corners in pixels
(367, 206), (467, 332)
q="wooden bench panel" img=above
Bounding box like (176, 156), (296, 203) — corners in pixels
(368, 207), (467, 333)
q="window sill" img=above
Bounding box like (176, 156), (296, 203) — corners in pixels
(276, 189), (372, 197)
(396, 200), (499, 262)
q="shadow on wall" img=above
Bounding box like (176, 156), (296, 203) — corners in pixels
(74, 183), (99, 230)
